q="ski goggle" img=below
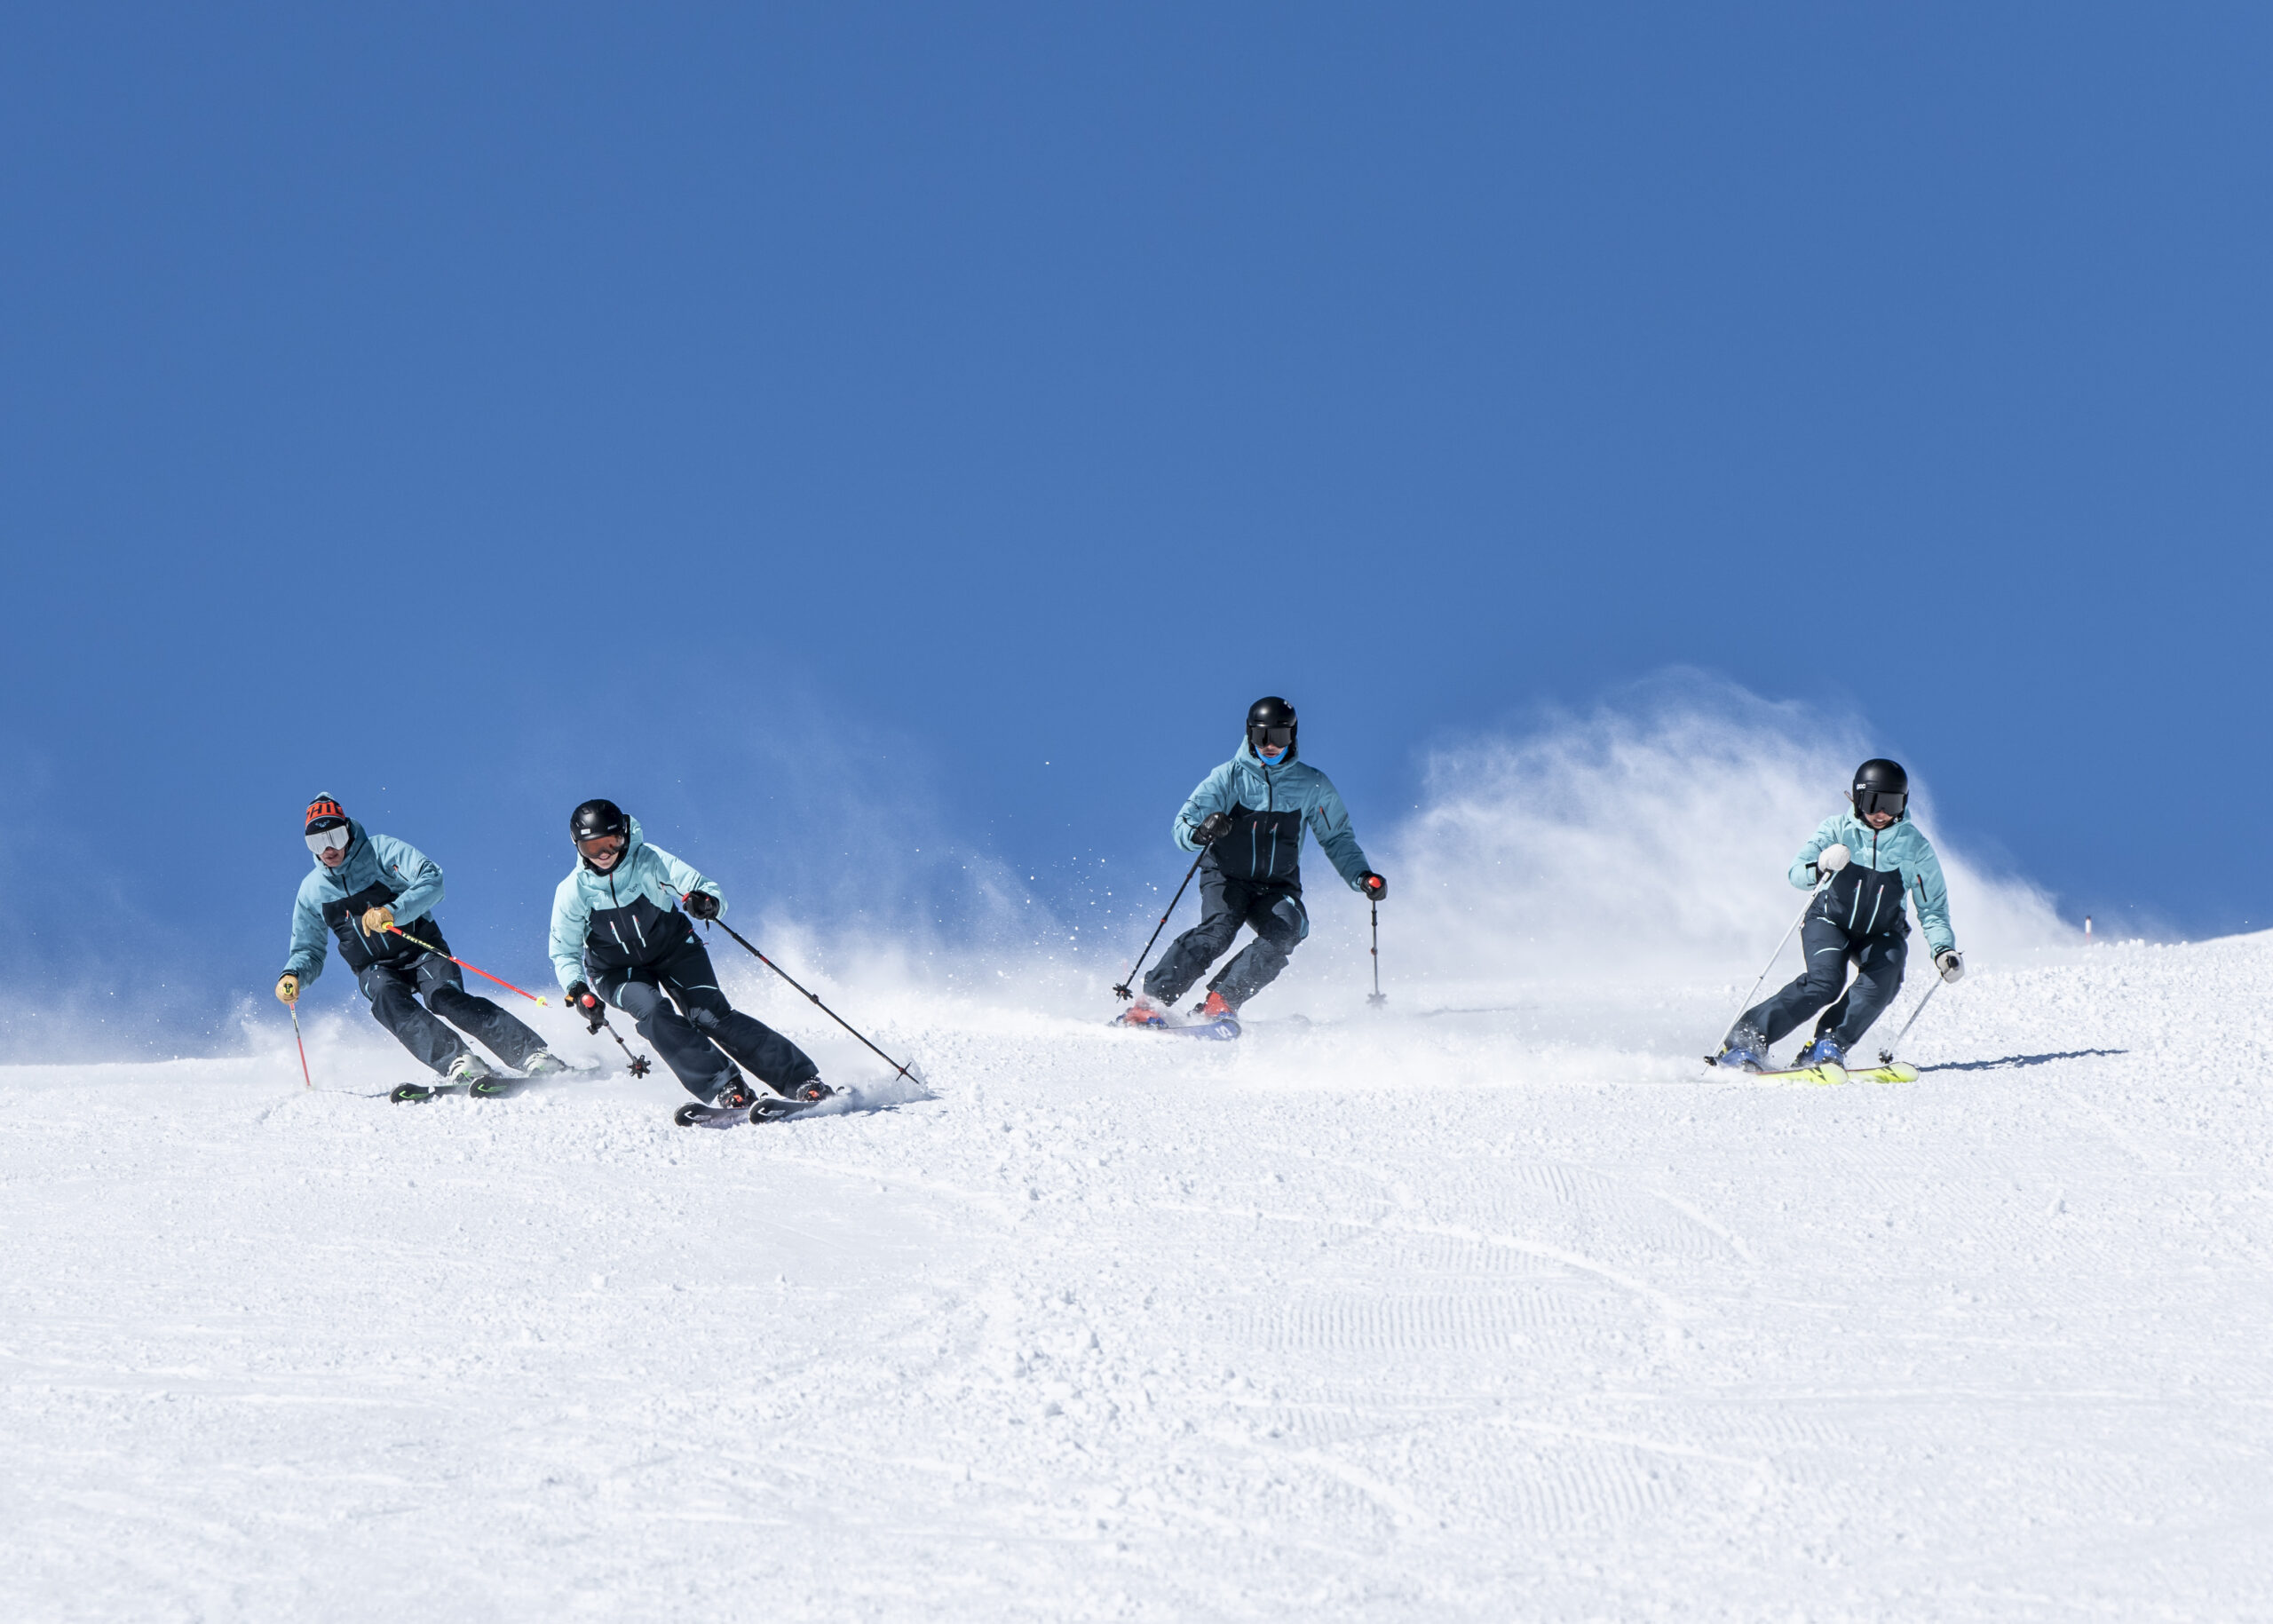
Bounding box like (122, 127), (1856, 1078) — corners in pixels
(304, 824), (352, 855)
(1251, 725), (1295, 750)
(1853, 788), (1907, 819)
(576, 832), (628, 859)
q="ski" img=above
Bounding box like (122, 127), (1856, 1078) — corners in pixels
(391, 1063), (602, 1104)
(1704, 1059), (1919, 1086)
(1846, 1063), (1917, 1084)
(671, 1095), (833, 1129)
(672, 1085), (841, 1129)
(393, 1081), (483, 1104)
(1110, 1014), (1242, 1042)
(392, 1079), (526, 1103)
(673, 1101), (747, 1129)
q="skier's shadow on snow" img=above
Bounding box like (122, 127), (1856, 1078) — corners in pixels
(1915, 1048), (2127, 1073)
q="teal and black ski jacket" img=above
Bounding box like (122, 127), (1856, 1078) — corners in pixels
(1173, 740), (1373, 890)
(1790, 812), (1955, 954)
(549, 815), (725, 989)
(281, 820), (447, 985)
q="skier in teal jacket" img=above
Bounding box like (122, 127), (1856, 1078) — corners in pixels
(1717, 759), (1965, 1072)
(550, 799), (827, 1109)
(275, 795), (565, 1086)
(1120, 697), (1385, 1026)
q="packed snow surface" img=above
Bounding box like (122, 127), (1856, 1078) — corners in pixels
(5, 932), (2270, 1621)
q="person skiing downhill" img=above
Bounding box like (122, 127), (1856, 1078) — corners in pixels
(1716, 759), (1965, 1073)
(550, 799), (830, 1109)
(276, 796), (568, 1088)
(1119, 697), (1387, 1026)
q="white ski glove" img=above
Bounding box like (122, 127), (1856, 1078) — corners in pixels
(1936, 947), (1964, 983)
(1815, 844), (1850, 876)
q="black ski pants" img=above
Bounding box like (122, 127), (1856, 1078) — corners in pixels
(1143, 867), (1310, 1012)
(1737, 917), (1908, 1052)
(357, 954), (549, 1077)
(592, 931), (818, 1103)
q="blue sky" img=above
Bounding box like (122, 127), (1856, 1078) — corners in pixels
(4, 7), (2269, 1050)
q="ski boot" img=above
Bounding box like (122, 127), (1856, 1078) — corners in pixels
(1116, 997), (1170, 1029)
(1795, 1036), (1846, 1068)
(445, 1053), (494, 1086)
(710, 1073), (758, 1111)
(521, 1050), (573, 1078)
(753, 1079), (835, 1121)
(1713, 1042), (1768, 1073)
(1194, 990), (1236, 1021)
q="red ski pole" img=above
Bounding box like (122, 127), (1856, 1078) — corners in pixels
(289, 999), (312, 1089)
(384, 924), (550, 1005)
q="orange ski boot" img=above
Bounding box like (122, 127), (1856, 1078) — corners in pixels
(1117, 996), (1170, 1028)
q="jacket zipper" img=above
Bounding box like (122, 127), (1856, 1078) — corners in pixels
(1265, 760), (1279, 877)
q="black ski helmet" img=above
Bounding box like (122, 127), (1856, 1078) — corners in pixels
(570, 798), (630, 850)
(1850, 758), (1909, 820)
(1247, 695), (1297, 757)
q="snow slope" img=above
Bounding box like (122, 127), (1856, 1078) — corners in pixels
(4, 932), (2270, 1621)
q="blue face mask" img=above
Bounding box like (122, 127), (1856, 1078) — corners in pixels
(1258, 746), (1285, 764)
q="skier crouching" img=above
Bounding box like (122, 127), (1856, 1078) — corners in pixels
(277, 796), (568, 1088)
(1120, 696), (1386, 1026)
(550, 799), (829, 1108)
(1717, 758), (1965, 1073)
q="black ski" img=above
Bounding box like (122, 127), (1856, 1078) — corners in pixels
(391, 1064), (600, 1105)
(672, 1088), (837, 1129)
(393, 1080), (529, 1103)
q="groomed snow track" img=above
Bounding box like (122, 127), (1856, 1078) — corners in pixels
(4, 936), (2269, 1620)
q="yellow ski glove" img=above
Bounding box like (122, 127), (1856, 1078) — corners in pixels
(275, 973), (300, 1005)
(361, 905), (396, 938)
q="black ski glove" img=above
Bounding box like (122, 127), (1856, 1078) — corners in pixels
(1193, 811), (1233, 845)
(566, 980), (606, 1033)
(1358, 871), (1387, 901)
(683, 890), (720, 920)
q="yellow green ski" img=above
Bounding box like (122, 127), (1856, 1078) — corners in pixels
(1732, 1060), (1918, 1086)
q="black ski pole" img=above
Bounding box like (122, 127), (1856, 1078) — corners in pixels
(594, 1012), (653, 1077)
(701, 916), (921, 1086)
(1876, 976), (1944, 1066)
(567, 987), (653, 1077)
(1113, 849), (1206, 1002)
(1366, 897), (1386, 1008)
